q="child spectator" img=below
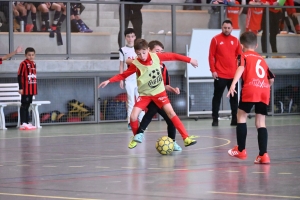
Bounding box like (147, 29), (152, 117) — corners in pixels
(17, 47), (38, 130)
(227, 31), (275, 164)
(119, 28), (144, 130)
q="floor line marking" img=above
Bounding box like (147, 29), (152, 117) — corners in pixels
(121, 167), (136, 169)
(252, 172), (265, 174)
(95, 166), (109, 169)
(208, 191), (300, 199)
(0, 192), (103, 200)
(69, 166), (84, 168)
(147, 168), (162, 170)
(42, 165), (57, 168)
(278, 172), (292, 174)
(226, 171), (240, 173)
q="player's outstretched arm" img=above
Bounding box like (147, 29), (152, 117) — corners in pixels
(226, 66), (244, 97)
(98, 80), (110, 88)
(190, 58), (198, 68)
(2, 46), (23, 61)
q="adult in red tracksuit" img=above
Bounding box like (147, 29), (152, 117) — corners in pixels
(209, 19), (242, 126)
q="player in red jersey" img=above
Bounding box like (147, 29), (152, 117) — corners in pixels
(227, 31), (275, 164)
(227, 0), (241, 29)
(245, 0), (267, 34)
(18, 47), (38, 130)
(98, 39), (198, 149)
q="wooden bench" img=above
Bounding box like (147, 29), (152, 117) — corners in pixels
(0, 83), (51, 130)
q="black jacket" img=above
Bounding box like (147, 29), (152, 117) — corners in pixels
(120, 0), (151, 10)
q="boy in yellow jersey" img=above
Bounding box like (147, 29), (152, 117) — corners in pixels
(98, 39), (198, 149)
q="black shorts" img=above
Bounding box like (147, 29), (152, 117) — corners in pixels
(21, 95), (33, 104)
(238, 101), (268, 116)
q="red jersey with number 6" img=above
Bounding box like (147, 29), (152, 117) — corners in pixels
(239, 51), (275, 105)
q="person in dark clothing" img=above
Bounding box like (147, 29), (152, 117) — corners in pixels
(118, 0), (151, 48)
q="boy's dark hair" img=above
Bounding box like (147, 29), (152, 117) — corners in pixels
(134, 39), (148, 51)
(222, 19), (232, 26)
(124, 28), (135, 36)
(240, 31), (257, 49)
(25, 47), (35, 54)
(148, 40), (164, 50)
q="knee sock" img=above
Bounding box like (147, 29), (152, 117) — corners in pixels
(237, 123), (247, 152)
(57, 14), (66, 28)
(31, 12), (37, 31)
(52, 11), (61, 26)
(41, 12), (50, 30)
(170, 115), (188, 140)
(130, 119), (139, 136)
(257, 127), (268, 156)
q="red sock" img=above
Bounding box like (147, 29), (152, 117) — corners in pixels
(170, 115), (188, 139)
(130, 119), (139, 135)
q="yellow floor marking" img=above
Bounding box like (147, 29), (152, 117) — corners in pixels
(69, 166), (84, 168)
(42, 165), (57, 168)
(252, 172), (265, 174)
(226, 171), (240, 173)
(208, 191), (300, 199)
(278, 172), (292, 174)
(0, 192), (103, 200)
(147, 168), (162, 170)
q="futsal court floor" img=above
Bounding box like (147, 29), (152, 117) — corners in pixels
(0, 115), (299, 200)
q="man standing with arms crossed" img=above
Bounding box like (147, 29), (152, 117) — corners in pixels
(209, 20), (242, 126)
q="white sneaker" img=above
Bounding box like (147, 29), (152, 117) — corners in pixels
(19, 123), (29, 130)
(27, 123), (36, 130)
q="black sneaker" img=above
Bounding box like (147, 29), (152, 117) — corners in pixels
(212, 118), (218, 126)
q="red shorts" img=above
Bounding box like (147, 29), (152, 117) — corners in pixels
(134, 91), (170, 110)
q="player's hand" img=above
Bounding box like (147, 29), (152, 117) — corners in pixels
(272, 2), (278, 5)
(120, 80), (124, 89)
(212, 72), (218, 79)
(125, 58), (133, 65)
(174, 87), (180, 94)
(98, 80), (110, 88)
(226, 86), (236, 97)
(19, 89), (23, 95)
(190, 59), (198, 68)
(15, 46), (23, 53)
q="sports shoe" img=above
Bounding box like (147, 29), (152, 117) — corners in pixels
(230, 118), (237, 126)
(127, 123), (132, 130)
(25, 24), (34, 32)
(19, 123), (36, 130)
(184, 136), (197, 147)
(228, 146), (247, 160)
(254, 153), (270, 164)
(173, 141), (182, 151)
(212, 118), (218, 126)
(133, 133), (144, 143)
(128, 137), (137, 149)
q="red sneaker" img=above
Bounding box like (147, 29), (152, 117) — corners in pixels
(254, 153), (270, 164)
(25, 24), (34, 32)
(228, 146), (247, 160)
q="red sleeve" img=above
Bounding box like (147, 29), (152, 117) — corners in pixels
(157, 53), (191, 63)
(209, 37), (217, 73)
(109, 63), (137, 82)
(0, 58), (2, 64)
(236, 39), (242, 56)
(285, 0), (296, 14)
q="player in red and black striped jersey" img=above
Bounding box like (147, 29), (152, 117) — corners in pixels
(0, 46), (22, 64)
(227, 32), (275, 164)
(134, 40), (183, 151)
(17, 47), (37, 130)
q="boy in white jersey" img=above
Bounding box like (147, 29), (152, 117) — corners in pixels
(119, 28), (144, 130)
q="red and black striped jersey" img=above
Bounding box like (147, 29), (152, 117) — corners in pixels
(17, 59), (37, 95)
(161, 63), (170, 86)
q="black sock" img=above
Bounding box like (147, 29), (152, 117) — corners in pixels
(52, 11), (61, 26)
(257, 127), (268, 156)
(41, 12), (50, 30)
(236, 123), (247, 152)
(71, 19), (81, 32)
(31, 13), (37, 30)
(57, 14), (66, 27)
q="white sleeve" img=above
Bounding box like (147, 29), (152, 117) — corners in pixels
(119, 51), (124, 62)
